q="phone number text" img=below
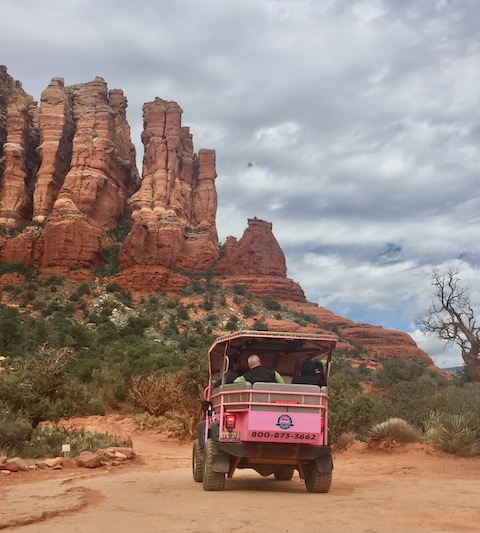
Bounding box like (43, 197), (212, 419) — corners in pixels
(249, 431), (316, 440)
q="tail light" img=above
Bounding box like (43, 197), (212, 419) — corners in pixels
(225, 413), (236, 429)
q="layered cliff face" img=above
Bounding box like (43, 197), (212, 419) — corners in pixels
(0, 66), (436, 368)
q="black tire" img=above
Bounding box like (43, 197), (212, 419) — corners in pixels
(274, 466), (295, 480)
(304, 464), (332, 493)
(192, 439), (204, 482)
(203, 438), (226, 491)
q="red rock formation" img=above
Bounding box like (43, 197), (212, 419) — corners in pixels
(283, 301), (435, 365)
(0, 75), (141, 268)
(214, 218), (306, 302)
(216, 218), (286, 276)
(0, 68), (39, 228)
(33, 77), (74, 223)
(118, 98), (219, 279)
(48, 78), (139, 229)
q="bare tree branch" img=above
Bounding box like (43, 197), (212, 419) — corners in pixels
(420, 268), (480, 380)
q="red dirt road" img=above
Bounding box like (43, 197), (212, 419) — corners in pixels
(1, 416), (480, 532)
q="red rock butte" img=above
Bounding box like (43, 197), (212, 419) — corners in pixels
(0, 66), (436, 367)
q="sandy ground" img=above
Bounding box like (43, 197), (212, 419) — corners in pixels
(1, 415), (480, 532)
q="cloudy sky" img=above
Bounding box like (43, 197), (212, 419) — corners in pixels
(2, 0), (479, 368)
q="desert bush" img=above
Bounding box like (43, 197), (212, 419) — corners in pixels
(0, 346), (89, 427)
(130, 373), (182, 417)
(432, 382), (480, 420)
(0, 409), (32, 451)
(373, 358), (429, 387)
(129, 348), (207, 438)
(367, 418), (419, 447)
(0, 306), (24, 354)
(262, 297), (281, 311)
(333, 431), (357, 452)
(177, 306), (189, 320)
(234, 284), (245, 295)
(242, 304), (254, 318)
(372, 379), (439, 428)
(329, 384), (376, 438)
(253, 320), (268, 331)
(130, 372), (202, 438)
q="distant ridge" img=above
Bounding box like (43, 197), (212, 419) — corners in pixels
(442, 366), (464, 375)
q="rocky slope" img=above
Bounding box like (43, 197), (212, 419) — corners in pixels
(0, 65), (435, 367)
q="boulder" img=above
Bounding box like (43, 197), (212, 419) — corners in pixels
(77, 451), (102, 469)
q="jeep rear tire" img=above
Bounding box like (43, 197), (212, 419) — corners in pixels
(304, 465), (332, 493)
(274, 466), (295, 480)
(203, 439), (226, 491)
(192, 439), (204, 482)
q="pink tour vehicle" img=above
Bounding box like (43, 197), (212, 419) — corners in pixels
(192, 330), (338, 492)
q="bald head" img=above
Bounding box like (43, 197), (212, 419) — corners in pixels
(247, 354), (261, 369)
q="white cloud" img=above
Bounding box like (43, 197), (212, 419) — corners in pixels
(409, 329), (464, 369)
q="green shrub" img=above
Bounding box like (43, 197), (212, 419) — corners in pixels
(0, 410), (32, 451)
(234, 284), (245, 295)
(253, 320), (268, 331)
(225, 319), (238, 331)
(0, 263), (36, 278)
(177, 306), (189, 320)
(262, 297), (281, 311)
(372, 379), (439, 428)
(43, 275), (64, 287)
(374, 358), (428, 387)
(242, 304), (254, 318)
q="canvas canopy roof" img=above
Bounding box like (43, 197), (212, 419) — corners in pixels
(208, 330), (338, 380)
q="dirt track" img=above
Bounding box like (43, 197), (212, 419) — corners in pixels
(2, 416), (480, 532)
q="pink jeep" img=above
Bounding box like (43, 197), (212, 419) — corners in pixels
(192, 330), (338, 492)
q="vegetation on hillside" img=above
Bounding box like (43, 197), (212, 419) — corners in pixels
(0, 264), (479, 457)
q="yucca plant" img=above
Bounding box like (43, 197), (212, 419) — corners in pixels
(422, 410), (444, 443)
(368, 417), (419, 447)
(436, 414), (480, 457)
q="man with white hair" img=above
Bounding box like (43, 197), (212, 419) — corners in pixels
(234, 354), (285, 384)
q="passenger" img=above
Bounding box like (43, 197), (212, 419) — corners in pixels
(234, 354), (285, 385)
(292, 360), (327, 387)
(213, 358), (243, 388)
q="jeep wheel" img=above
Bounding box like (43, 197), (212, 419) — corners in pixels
(203, 439), (226, 491)
(192, 439), (204, 482)
(304, 465), (332, 493)
(274, 466), (295, 480)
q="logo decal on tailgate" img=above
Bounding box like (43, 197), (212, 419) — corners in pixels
(276, 414), (294, 429)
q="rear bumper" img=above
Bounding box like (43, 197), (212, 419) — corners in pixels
(215, 441), (331, 461)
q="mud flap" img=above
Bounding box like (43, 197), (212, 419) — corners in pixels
(197, 421), (206, 446)
(211, 442), (230, 473)
(315, 454), (333, 473)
